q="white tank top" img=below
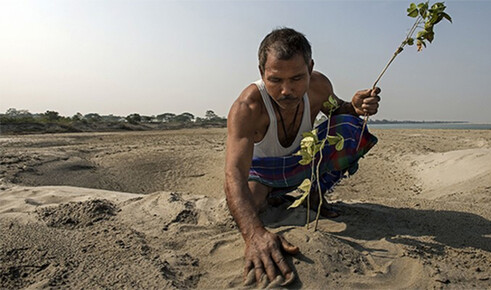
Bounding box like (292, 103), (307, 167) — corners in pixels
(253, 79), (312, 157)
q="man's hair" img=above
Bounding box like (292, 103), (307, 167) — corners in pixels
(258, 27), (312, 73)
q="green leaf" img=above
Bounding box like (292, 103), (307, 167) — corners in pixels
(407, 3), (418, 18)
(335, 133), (344, 151)
(288, 179), (311, 209)
(299, 157), (313, 165)
(294, 149), (309, 159)
(328, 95), (339, 107)
(288, 190), (309, 209)
(431, 2), (445, 13)
(323, 101), (331, 110)
(435, 14), (444, 25)
(302, 129), (319, 143)
(441, 12), (452, 23)
(418, 2), (428, 18)
(314, 143), (323, 155)
(323, 95), (339, 111)
(407, 37), (414, 45)
(298, 178), (312, 192)
(425, 20), (433, 31)
(408, 9), (419, 18)
(300, 136), (316, 150)
(295, 148), (314, 165)
(426, 31), (434, 43)
(417, 30), (428, 39)
(325, 135), (341, 146)
(428, 12), (439, 25)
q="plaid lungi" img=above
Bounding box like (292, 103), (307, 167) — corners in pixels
(248, 114), (378, 197)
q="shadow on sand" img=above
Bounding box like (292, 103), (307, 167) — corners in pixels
(330, 202), (491, 254)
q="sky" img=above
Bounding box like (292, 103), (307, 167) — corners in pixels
(1, 0), (490, 123)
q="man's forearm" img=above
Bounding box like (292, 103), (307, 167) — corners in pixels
(225, 180), (264, 240)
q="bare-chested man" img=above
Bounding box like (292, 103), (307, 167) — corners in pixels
(224, 27), (381, 287)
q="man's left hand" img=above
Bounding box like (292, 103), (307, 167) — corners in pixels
(351, 87), (381, 116)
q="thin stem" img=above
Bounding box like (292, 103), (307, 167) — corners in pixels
(314, 139), (325, 231)
(356, 115), (368, 151)
(314, 110), (332, 230)
(306, 160), (314, 228)
(373, 15), (423, 90)
(407, 16), (423, 40)
(357, 15), (424, 151)
(371, 49), (400, 90)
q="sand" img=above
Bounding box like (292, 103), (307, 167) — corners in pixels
(1, 128), (490, 289)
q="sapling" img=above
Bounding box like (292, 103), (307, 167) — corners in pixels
(357, 1), (452, 150)
(289, 96), (344, 230)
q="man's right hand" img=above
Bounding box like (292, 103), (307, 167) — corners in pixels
(243, 227), (299, 287)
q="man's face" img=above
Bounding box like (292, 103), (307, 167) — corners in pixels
(260, 52), (313, 110)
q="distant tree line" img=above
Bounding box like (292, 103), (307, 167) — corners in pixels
(3, 108), (467, 128)
(1, 108), (225, 124)
(0, 108), (227, 134)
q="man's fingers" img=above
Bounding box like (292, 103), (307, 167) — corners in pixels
(258, 273), (269, 288)
(244, 269), (256, 286)
(363, 95), (381, 104)
(262, 256), (277, 284)
(243, 260), (255, 286)
(243, 260), (253, 280)
(267, 275), (284, 288)
(253, 260), (266, 287)
(362, 93), (380, 115)
(371, 87), (381, 96)
(282, 271), (296, 286)
(279, 235), (299, 255)
(359, 88), (381, 99)
(362, 102), (379, 110)
(271, 250), (294, 285)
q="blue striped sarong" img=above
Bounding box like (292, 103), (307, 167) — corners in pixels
(248, 114), (377, 197)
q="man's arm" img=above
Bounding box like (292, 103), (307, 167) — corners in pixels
(224, 96), (263, 242)
(224, 89), (298, 287)
(333, 88), (381, 116)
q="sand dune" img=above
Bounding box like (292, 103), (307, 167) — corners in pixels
(1, 128), (490, 288)
(410, 148), (491, 201)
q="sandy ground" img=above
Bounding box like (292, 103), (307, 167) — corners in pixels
(0, 128), (490, 289)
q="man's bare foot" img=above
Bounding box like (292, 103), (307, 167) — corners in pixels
(267, 196), (286, 207)
(308, 190), (340, 218)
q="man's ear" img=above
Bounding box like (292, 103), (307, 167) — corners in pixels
(309, 59), (314, 74)
(258, 65), (264, 77)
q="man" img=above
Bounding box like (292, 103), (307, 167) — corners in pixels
(224, 28), (380, 287)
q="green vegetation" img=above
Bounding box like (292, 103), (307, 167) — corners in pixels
(371, 1), (452, 90)
(0, 108), (226, 134)
(358, 1), (452, 149)
(289, 96), (344, 231)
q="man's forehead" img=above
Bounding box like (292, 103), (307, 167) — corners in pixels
(263, 53), (309, 74)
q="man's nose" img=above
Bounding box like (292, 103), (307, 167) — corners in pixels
(281, 82), (293, 96)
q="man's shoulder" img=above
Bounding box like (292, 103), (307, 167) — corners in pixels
(238, 83), (263, 105)
(309, 71), (333, 94)
(226, 82), (268, 132)
(308, 71), (335, 110)
(230, 83), (264, 116)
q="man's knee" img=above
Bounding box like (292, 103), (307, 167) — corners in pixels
(248, 181), (271, 210)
